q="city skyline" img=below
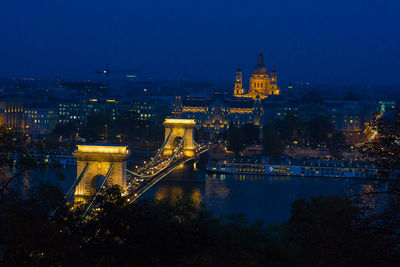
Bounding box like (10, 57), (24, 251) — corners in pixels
(0, 0), (399, 86)
(1, 2), (400, 265)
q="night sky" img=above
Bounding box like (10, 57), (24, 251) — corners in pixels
(1, 0), (399, 85)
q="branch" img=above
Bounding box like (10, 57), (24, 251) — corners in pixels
(0, 168), (30, 207)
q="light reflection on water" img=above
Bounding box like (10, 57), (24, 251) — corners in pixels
(141, 166), (362, 224)
(27, 166), (365, 224)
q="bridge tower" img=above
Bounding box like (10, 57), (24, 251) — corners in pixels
(72, 144), (130, 204)
(163, 118), (196, 157)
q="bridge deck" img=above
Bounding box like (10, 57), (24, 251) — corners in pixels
(126, 148), (208, 203)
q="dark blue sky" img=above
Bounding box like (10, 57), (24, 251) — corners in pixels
(1, 0), (399, 85)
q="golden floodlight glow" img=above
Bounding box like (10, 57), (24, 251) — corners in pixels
(164, 118), (195, 125)
(77, 144), (128, 154)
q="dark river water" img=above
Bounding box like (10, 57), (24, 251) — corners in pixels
(29, 164), (363, 224)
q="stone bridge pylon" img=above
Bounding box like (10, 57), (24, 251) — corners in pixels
(162, 118), (196, 157)
(72, 144), (130, 204)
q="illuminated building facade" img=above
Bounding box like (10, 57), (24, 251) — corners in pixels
(172, 92), (263, 132)
(58, 99), (118, 123)
(127, 100), (162, 121)
(57, 99), (165, 124)
(297, 93), (375, 133)
(24, 107), (59, 135)
(169, 53), (280, 133)
(234, 53), (279, 100)
(0, 102), (24, 131)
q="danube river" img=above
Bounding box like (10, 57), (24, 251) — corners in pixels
(30, 165), (362, 224)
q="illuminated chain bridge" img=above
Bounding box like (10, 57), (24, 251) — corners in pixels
(58, 118), (207, 217)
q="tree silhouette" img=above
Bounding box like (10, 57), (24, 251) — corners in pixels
(361, 109), (400, 252)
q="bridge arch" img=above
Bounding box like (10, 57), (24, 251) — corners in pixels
(92, 174), (107, 195)
(173, 136), (183, 148)
(72, 144), (130, 204)
(163, 118), (196, 157)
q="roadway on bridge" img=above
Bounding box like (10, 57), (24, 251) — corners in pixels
(125, 145), (208, 202)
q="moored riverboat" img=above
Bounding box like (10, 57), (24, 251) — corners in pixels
(206, 158), (378, 179)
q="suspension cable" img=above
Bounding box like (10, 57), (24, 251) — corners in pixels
(135, 128), (173, 173)
(81, 164), (114, 218)
(49, 163), (89, 218)
(127, 129), (188, 178)
(65, 163), (88, 200)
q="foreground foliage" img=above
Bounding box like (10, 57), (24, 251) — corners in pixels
(1, 185), (399, 267)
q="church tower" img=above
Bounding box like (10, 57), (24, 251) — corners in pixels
(171, 95), (183, 117)
(270, 65), (279, 95)
(233, 64), (244, 96)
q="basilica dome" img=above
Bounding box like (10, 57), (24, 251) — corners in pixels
(253, 53), (268, 75)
